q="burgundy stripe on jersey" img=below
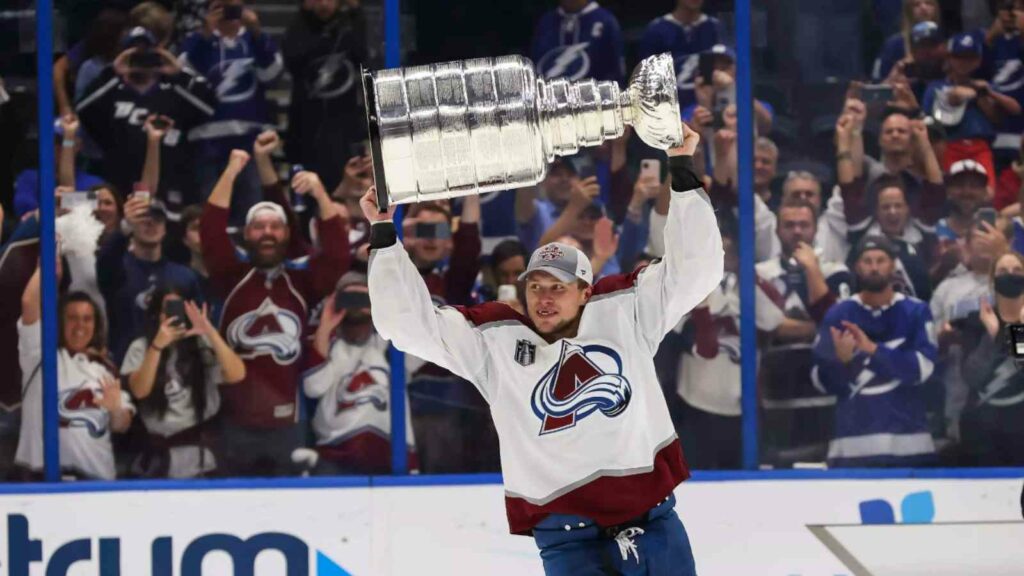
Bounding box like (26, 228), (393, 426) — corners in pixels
(504, 439), (689, 535)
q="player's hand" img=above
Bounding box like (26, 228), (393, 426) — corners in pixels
(841, 320), (878, 355)
(291, 171), (326, 199)
(830, 326), (858, 364)
(226, 149), (251, 176)
(668, 121), (700, 157)
(567, 176), (600, 212)
(93, 375), (124, 413)
(253, 130), (280, 157)
(360, 186), (396, 222)
(791, 242), (820, 272)
(592, 217), (619, 260)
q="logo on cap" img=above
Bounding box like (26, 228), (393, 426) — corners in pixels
(539, 244), (565, 262)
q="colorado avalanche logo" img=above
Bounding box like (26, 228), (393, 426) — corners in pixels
(531, 341), (632, 435)
(226, 298), (303, 365)
(538, 244), (564, 261)
(306, 53), (356, 99)
(337, 366), (389, 411)
(537, 42), (591, 81)
(58, 387), (110, 438)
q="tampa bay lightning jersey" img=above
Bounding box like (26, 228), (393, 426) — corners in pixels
(985, 32), (1024, 136)
(812, 293), (938, 467)
(530, 1), (625, 85)
(637, 13), (723, 110)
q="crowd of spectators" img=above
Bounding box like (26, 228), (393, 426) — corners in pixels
(0, 0), (1023, 480)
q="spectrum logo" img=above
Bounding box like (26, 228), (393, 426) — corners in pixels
(5, 514), (353, 576)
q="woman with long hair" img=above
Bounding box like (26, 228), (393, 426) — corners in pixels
(959, 250), (1024, 466)
(16, 260), (134, 480)
(121, 286), (245, 477)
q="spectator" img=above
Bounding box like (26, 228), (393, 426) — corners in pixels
(179, 0), (284, 224)
(13, 113), (104, 219)
(814, 235), (938, 467)
(201, 150), (347, 476)
(994, 138), (1024, 211)
(757, 198), (853, 464)
(16, 262), (134, 480)
(53, 8), (129, 117)
(531, 0), (625, 85)
(984, 0), (1024, 168)
(121, 287), (245, 477)
(959, 250), (1024, 466)
(97, 195), (204, 364)
(283, 0), (367, 192)
(675, 226), (798, 469)
(516, 159), (584, 251)
(304, 272), (418, 474)
(402, 198), (482, 307)
(477, 239), (528, 311)
(932, 160), (996, 284)
(873, 0), (943, 81)
(923, 32), (1021, 189)
(76, 26), (216, 221)
(884, 21), (948, 104)
(637, 0), (722, 110)
(536, 193), (621, 279)
(691, 45), (773, 136)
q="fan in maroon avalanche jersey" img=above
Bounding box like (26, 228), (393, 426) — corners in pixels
(200, 149), (349, 476)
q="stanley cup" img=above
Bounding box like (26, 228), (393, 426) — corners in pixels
(361, 53), (681, 209)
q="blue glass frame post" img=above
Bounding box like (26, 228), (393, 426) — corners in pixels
(734, 0), (759, 470)
(385, 0), (409, 475)
(36, 0), (61, 481)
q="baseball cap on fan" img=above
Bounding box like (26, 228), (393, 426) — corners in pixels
(519, 242), (594, 286)
(245, 201), (288, 226)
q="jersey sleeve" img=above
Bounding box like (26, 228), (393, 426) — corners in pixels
(368, 242), (493, 401)
(120, 338), (148, 376)
(632, 156), (724, 354)
(302, 341), (342, 399)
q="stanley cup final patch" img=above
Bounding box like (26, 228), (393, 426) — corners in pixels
(515, 339), (537, 367)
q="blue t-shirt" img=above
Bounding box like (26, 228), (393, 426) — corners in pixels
(637, 13), (722, 111)
(872, 33), (905, 82)
(923, 79), (1000, 141)
(531, 1), (625, 85)
(985, 33), (1024, 137)
(14, 169), (104, 218)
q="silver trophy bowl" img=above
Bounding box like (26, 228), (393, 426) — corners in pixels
(361, 52), (681, 209)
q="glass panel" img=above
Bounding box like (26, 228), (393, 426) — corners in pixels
(752, 0), (1024, 469)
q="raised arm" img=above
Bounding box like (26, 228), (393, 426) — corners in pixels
(57, 114), (79, 188)
(632, 123), (724, 354)
(537, 176), (600, 247)
(363, 188), (494, 401)
(445, 195), (482, 306)
(201, 150), (251, 296)
(141, 115), (172, 196)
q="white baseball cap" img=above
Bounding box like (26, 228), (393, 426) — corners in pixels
(518, 242), (594, 286)
(245, 201), (288, 227)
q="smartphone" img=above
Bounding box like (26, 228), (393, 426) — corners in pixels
(163, 300), (192, 330)
(903, 61), (943, 82)
(497, 284), (517, 302)
(711, 110), (725, 130)
(129, 50), (162, 70)
(1009, 324), (1024, 359)
(415, 221), (452, 239)
(223, 4), (243, 20)
(151, 116), (171, 130)
(975, 207), (998, 229)
(334, 290), (371, 311)
(698, 52), (715, 85)
(133, 183), (151, 204)
(860, 84), (893, 104)
(639, 158), (661, 182)
(58, 191), (98, 211)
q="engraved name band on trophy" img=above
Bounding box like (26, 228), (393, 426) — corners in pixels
(361, 52), (682, 209)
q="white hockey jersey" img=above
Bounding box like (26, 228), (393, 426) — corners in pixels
(303, 333), (418, 473)
(369, 185), (723, 534)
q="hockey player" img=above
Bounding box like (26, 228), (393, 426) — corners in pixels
(364, 122), (719, 575)
(201, 150), (348, 476)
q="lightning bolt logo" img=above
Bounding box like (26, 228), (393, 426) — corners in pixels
(214, 58), (257, 103)
(538, 42), (591, 81)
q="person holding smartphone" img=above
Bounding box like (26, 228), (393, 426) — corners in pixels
(179, 0), (284, 224)
(121, 287), (245, 478)
(304, 272), (418, 475)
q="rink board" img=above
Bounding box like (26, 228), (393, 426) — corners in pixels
(0, 474), (1021, 575)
